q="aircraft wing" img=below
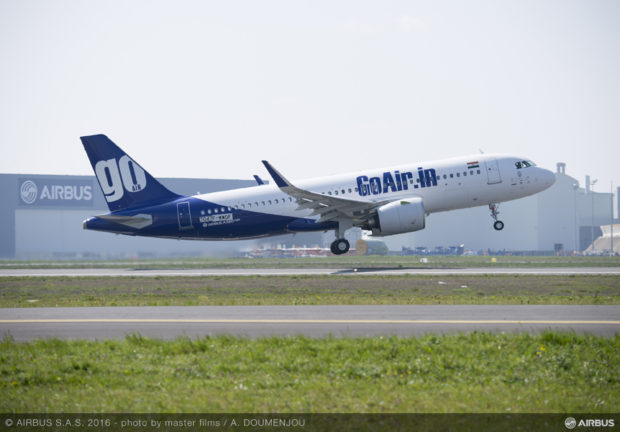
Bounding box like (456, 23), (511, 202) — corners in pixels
(262, 160), (387, 224)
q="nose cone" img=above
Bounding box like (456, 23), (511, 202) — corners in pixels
(538, 168), (556, 191)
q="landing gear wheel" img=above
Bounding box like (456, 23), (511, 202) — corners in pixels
(330, 239), (350, 255)
(489, 203), (504, 231)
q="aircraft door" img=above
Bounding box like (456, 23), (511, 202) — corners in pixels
(484, 158), (502, 184)
(177, 201), (193, 230)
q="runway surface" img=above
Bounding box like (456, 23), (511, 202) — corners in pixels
(2, 305), (618, 340)
(2, 267), (620, 277)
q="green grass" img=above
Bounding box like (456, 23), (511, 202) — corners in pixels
(1, 275), (618, 307)
(2, 255), (620, 269)
(1, 333), (617, 413)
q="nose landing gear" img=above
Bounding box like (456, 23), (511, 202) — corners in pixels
(489, 203), (504, 231)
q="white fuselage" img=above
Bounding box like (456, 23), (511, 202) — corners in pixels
(196, 154), (555, 223)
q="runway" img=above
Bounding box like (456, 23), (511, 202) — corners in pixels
(2, 267), (620, 277)
(2, 305), (618, 340)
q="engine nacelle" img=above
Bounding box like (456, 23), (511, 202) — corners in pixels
(369, 197), (425, 236)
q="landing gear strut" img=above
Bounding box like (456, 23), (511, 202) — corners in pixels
(330, 219), (352, 255)
(489, 203), (504, 231)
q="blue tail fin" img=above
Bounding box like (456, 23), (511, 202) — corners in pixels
(81, 134), (181, 211)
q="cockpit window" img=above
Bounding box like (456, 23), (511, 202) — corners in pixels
(516, 160), (536, 169)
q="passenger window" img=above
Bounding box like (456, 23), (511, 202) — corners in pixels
(477, 169), (481, 174)
(348, 188), (352, 193)
(275, 199), (279, 204)
(450, 174), (454, 178)
(443, 174), (447, 179)
(470, 170), (473, 175)
(456, 173), (460, 177)
(463, 172), (467, 176)
(268, 200), (272, 205)
(334, 191), (339, 195)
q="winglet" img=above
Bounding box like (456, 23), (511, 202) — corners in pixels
(253, 175), (265, 185)
(261, 160), (290, 188)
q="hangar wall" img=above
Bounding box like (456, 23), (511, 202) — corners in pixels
(0, 174), (261, 258)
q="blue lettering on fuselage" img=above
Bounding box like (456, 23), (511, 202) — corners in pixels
(356, 168), (436, 197)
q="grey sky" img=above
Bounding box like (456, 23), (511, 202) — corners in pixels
(1, 0), (619, 193)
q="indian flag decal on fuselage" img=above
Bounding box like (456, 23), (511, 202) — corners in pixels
(467, 161), (480, 169)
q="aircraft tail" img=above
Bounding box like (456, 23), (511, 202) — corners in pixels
(81, 134), (181, 212)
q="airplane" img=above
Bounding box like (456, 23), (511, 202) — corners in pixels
(81, 134), (556, 254)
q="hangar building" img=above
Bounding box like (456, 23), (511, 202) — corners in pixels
(0, 174), (258, 258)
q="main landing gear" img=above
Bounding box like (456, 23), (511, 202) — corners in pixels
(330, 219), (352, 255)
(330, 238), (350, 255)
(489, 203), (504, 231)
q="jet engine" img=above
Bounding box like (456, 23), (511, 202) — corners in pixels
(365, 197), (426, 236)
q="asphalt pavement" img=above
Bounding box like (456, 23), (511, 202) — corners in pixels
(2, 305), (618, 340)
(1, 267), (620, 277)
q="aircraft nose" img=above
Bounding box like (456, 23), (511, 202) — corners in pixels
(539, 168), (556, 190)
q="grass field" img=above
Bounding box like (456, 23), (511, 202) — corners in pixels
(1, 274), (619, 307)
(1, 332), (618, 413)
(2, 258), (618, 414)
(1, 255), (620, 269)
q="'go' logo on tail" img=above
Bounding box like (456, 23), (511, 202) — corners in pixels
(95, 155), (147, 203)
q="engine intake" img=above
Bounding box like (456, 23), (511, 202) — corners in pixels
(368, 198), (425, 236)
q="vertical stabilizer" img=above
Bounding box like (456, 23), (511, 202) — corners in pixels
(81, 134), (180, 211)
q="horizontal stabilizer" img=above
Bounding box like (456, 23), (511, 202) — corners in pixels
(96, 213), (153, 229)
